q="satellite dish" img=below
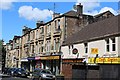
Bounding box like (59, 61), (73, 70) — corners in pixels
(73, 4), (77, 10)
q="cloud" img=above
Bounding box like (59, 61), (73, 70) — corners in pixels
(77, 0), (100, 12)
(77, 0), (118, 16)
(18, 6), (53, 21)
(83, 10), (99, 16)
(0, 0), (15, 10)
(84, 7), (118, 16)
(99, 7), (118, 15)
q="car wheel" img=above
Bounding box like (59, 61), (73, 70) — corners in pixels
(38, 77), (42, 80)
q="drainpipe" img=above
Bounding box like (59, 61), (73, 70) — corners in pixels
(94, 54), (98, 63)
(84, 61), (88, 80)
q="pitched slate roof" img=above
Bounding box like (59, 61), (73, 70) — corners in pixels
(94, 10), (114, 18)
(63, 10), (93, 17)
(63, 14), (120, 46)
(63, 10), (77, 16)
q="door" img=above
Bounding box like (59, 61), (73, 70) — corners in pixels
(87, 66), (100, 80)
(72, 65), (86, 80)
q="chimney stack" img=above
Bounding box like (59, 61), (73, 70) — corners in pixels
(22, 26), (31, 35)
(52, 13), (60, 19)
(76, 3), (83, 17)
(36, 21), (44, 28)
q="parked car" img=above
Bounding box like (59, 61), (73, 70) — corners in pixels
(32, 68), (56, 80)
(13, 68), (29, 77)
(3, 67), (10, 74)
(7, 68), (17, 76)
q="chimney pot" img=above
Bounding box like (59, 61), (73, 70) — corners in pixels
(36, 21), (44, 28)
(77, 3), (83, 16)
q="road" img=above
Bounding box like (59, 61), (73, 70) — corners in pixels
(0, 73), (32, 80)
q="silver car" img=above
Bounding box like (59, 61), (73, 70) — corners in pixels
(32, 68), (56, 80)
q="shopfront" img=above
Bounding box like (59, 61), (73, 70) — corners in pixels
(88, 57), (120, 80)
(27, 57), (35, 72)
(35, 56), (43, 68)
(62, 58), (84, 80)
(88, 57), (120, 64)
(35, 55), (61, 75)
(21, 58), (30, 71)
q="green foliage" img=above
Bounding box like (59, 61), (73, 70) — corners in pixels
(0, 40), (2, 52)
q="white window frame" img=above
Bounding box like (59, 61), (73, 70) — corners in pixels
(111, 38), (116, 51)
(105, 39), (110, 52)
(84, 43), (88, 53)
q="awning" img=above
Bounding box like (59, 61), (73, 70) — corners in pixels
(27, 57), (35, 60)
(21, 58), (28, 62)
(35, 56), (40, 60)
(40, 55), (60, 60)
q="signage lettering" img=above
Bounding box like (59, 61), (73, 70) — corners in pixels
(40, 56), (60, 60)
(88, 57), (120, 64)
(63, 59), (83, 63)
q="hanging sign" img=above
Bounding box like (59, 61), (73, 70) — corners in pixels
(91, 48), (98, 54)
(72, 48), (78, 54)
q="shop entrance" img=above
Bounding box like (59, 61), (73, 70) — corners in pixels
(72, 65), (99, 80)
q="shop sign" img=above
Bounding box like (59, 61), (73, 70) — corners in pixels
(91, 48), (98, 54)
(27, 57), (35, 60)
(63, 59), (83, 63)
(35, 56), (40, 60)
(72, 48), (78, 54)
(40, 55), (60, 60)
(21, 58), (28, 62)
(88, 57), (120, 64)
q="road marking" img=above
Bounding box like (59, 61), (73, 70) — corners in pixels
(0, 73), (2, 80)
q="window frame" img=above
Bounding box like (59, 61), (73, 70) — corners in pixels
(84, 43), (88, 53)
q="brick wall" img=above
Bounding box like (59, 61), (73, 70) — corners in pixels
(62, 63), (72, 80)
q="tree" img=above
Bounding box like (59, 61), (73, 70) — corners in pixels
(0, 40), (6, 73)
(0, 40), (3, 62)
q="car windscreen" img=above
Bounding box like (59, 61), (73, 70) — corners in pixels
(41, 70), (52, 74)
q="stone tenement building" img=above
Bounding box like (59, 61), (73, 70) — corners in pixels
(5, 3), (114, 75)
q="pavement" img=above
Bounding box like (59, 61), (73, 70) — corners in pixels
(0, 73), (33, 80)
(0, 73), (2, 80)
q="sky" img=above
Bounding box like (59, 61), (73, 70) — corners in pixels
(0, 0), (120, 43)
